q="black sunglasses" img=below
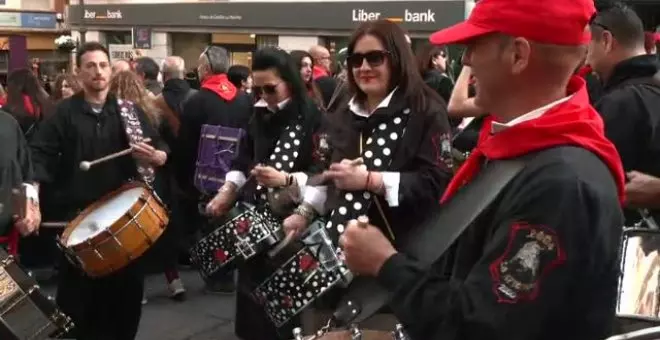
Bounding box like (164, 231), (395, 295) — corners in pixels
(253, 82), (281, 95)
(347, 50), (390, 69)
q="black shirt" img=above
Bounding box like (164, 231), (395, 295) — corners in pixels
(377, 147), (622, 340)
(29, 92), (167, 218)
(0, 111), (32, 234)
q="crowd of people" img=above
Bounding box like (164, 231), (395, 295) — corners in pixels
(4, 0), (660, 339)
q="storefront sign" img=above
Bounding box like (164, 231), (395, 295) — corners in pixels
(108, 44), (134, 62)
(0, 12), (20, 27)
(69, 1), (464, 33)
(21, 13), (57, 29)
(132, 27), (151, 49)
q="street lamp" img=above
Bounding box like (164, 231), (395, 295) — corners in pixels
(79, 0), (87, 44)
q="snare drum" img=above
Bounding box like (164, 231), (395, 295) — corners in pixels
(189, 202), (280, 279)
(0, 249), (73, 339)
(618, 228), (660, 322)
(291, 324), (409, 340)
(59, 182), (169, 277)
(253, 220), (353, 328)
(234, 205), (282, 260)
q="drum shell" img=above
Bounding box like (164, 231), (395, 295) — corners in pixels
(0, 250), (73, 339)
(60, 183), (169, 278)
(295, 330), (392, 340)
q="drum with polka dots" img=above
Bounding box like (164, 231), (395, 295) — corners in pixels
(253, 219), (352, 328)
(189, 202), (277, 279)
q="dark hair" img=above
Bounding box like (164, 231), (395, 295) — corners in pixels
(289, 50), (325, 109)
(227, 65), (251, 88)
(346, 19), (443, 114)
(76, 41), (110, 67)
(203, 45), (230, 74)
(590, 1), (644, 48)
(5, 68), (53, 122)
(52, 73), (82, 101)
(135, 57), (160, 81)
(416, 43), (446, 75)
(251, 47), (307, 107)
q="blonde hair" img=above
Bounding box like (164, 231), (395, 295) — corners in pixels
(109, 70), (159, 125)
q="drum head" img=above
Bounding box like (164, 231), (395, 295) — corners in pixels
(619, 229), (660, 319)
(66, 187), (145, 247)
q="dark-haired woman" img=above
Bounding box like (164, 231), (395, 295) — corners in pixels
(52, 73), (82, 102)
(285, 19), (453, 333)
(290, 50), (328, 111)
(4, 68), (53, 140)
(205, 47), (324, 340)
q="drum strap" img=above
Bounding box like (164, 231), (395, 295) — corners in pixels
(256, 114), (307, 203)
(331, 153), (536, 327)
(323, 108), (410, 246)
(116, 99), (155, 183)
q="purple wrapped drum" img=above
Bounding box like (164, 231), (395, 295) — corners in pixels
(194, 124), (246, 195)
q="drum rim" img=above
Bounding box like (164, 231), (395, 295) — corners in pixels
(59, 182), (151, 250)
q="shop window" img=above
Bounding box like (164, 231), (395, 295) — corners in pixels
(256, 35), (278, 49)
(105, 31), (132, 45)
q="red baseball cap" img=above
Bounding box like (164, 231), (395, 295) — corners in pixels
(430, 0), (596, 46)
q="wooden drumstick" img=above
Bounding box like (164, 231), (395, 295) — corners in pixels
(268, 231), (295, 258)
(79, 138), (151, 171)
(41, 222), (68, 228)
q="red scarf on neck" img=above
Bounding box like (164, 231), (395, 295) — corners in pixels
(440, 76), (625, 204)
(201, 74), (237, 101)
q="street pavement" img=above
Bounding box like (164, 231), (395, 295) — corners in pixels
(44, 269), (242, 340)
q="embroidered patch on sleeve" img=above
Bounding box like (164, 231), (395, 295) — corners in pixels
(489, 222), (566, 304)
(432, 132), (454, 171)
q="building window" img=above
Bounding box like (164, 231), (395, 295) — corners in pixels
(256, 35), (278, 49)
(105, 31), (132, 45)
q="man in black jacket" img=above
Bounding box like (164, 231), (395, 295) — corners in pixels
(338, 0), (626, 339)
(176, 46), (253, 293)
(587, 2), (660, 225)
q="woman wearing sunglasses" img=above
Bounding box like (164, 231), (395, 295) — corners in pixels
(205, 47), (324, 340)
(282, 19), (454, 332)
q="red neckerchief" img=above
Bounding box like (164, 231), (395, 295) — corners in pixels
(440, 76), (625, 204)
(201, 74), (238, 101)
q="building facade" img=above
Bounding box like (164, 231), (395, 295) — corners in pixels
(0, 0), (67, 79)
(66, 0), (466, 70)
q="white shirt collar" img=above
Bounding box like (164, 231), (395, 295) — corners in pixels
(255, 98), (291, 113)
(348, 87), (398, 118)
(491, 95), (572, 133)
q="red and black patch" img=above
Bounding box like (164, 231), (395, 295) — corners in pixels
(489, 222), (566, 304)
(432, 132), (454, 171)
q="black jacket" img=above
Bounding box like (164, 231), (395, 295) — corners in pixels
(326, 91), (453, 243)
(378, 147), (622, 340)
(29, 93), (167, 218)
(177, 87), (253, 196)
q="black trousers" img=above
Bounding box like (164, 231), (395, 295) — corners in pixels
(56, 257), (144, 340)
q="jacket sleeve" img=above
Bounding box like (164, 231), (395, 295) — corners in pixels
(29, 105), (67, 184)
(377, 169), (598, 340)
(17, 122), (33, 183)
(175, 94), (204, 192)
(396, 111), (452, 209)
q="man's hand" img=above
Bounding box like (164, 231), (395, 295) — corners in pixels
(206, 182), (237, 217)
(14, 200), (41, 237)
(325, 158), (369, 191)
(626, 171), (660, 209)
(131, 142), (167, 166)
(251, 165), (287, 188)
(282, 214), (309, 239)
(339, 218), (397, 277)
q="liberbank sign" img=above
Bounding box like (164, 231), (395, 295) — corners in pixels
(68, 1), (464, 33)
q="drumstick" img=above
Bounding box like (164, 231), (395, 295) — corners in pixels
(79, 138), (152, 171)
(41, 222), (68, 228)
(268, 231), (295, 258)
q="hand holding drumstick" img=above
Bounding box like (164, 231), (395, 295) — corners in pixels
(79, 138), (166, 171)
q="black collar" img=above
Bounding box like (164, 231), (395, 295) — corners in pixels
(604, 54), (660, 92)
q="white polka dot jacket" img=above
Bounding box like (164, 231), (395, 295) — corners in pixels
(318, 90), (453, 246)
(230, 98), (325, 214)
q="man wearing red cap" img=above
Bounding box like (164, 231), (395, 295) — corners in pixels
(339, 0), (626, 339)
